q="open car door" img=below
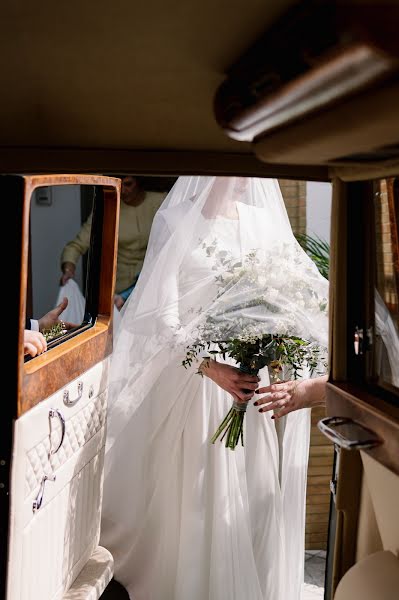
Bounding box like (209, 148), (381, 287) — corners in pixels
(1, 175), (120, 600)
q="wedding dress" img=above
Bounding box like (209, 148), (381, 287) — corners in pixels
(100, 177), (329, 600)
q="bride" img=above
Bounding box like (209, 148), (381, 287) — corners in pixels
(100, 176), (329, 600)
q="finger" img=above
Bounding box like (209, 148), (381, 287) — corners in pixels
(258, 398), (288, 413)
(57, 297), (68, 312)
(35, 340), (45, 354)
(24, 343), (37, 357)
(33, 336), (46, 354)
(253, 394), (273, 407)
(255, 385), (271, 394)
(256, 381), (290, 394)
(63, 321), (75, 330)
(273, 406), (291, 418)
(254, 391), (286, 406)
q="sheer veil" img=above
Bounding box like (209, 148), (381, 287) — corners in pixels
(102, 176), (329, 600)
(106, 176), (329, 452)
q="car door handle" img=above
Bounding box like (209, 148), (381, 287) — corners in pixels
(32, 474), (56, 513)
(48, 408), (65, 456)
(63, 380), (84, 407)
(318, 416), (382, 450)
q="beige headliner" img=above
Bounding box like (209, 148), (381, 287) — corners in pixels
(0, 0), (296, 152)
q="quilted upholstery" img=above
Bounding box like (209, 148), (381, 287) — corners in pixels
(7, 360), (113, 600)
(25, 393), (106, 497)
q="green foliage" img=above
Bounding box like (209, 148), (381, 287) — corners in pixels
(42, 322), (66, 342)
(183, 334), (325, 380)
(295, 233), (330, 280)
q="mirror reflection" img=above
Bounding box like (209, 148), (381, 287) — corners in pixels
(25, 177), (177, 360)
(26, 184), (96, 358)
(374, 177), (399, 389)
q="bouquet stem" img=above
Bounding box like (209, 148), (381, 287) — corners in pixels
(211, 365), (258, 450)
(211, 400), (247, 449)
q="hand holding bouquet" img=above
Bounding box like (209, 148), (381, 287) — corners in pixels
(182, 239), (328, 450)
(184, 334), (324, 449)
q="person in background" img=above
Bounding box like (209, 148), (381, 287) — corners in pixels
(60, 176), (166, 308)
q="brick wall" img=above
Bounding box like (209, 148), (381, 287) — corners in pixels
(279, 179), (307, 235)
(375, 179), (399, 323)
(279, 179), (333, 550)
(306, 407), (334, 550)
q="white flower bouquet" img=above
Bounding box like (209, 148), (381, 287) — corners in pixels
(182, 240), (328, 450)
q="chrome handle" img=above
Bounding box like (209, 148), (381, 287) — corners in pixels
(318, 416), (382, 450)
(354, 327), (363, 355)
(48, 408), (65, 456)
(32, 474), (56, 513)
(63, 381), (83, 407)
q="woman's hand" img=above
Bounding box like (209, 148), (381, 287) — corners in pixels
(199, 359), (260, 403)
(254, 375), (328, 418)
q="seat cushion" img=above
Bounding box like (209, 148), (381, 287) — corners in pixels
(335, 551), (399, 600)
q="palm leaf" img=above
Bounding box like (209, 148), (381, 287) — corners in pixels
(295, 233), (330, 280)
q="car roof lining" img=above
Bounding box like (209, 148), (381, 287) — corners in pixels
(0, 0), (296, 153)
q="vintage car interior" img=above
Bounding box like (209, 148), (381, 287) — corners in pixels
(1, 0), (399, 599)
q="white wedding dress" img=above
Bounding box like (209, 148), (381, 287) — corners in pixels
(100, 213), (312, 600)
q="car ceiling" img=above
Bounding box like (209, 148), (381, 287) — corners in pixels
(0, 0), (297, 153)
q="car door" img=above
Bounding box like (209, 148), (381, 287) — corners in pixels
(0, 175), (120, 600)
(320, 176), (399, 600)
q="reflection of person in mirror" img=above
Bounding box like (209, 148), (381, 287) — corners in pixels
(25, 298), (74, 332)
(24, 298), (75, 357)
(60, 176), (166, 309)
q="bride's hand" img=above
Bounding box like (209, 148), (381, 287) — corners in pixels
(199, 359), (260, 402)
(254, 375), (328, 418)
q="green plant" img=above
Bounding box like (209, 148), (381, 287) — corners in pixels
(295, 233), (330, 280)
(42, 322), (66, 342)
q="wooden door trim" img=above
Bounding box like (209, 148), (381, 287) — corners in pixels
(19, 175), (120, 417)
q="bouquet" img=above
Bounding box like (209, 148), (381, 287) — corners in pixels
(182, 239), (328, 450)
(183, 334), (324, 449)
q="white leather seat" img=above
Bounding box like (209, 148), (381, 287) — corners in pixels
(335, 551), (399, 600)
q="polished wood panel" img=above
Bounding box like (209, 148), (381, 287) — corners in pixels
(326, 382), (399, 476)
(19, 175), (120, 417)
(21, 319), (111, 415)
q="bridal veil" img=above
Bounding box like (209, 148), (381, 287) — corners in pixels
(101, 176), (329, 600)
